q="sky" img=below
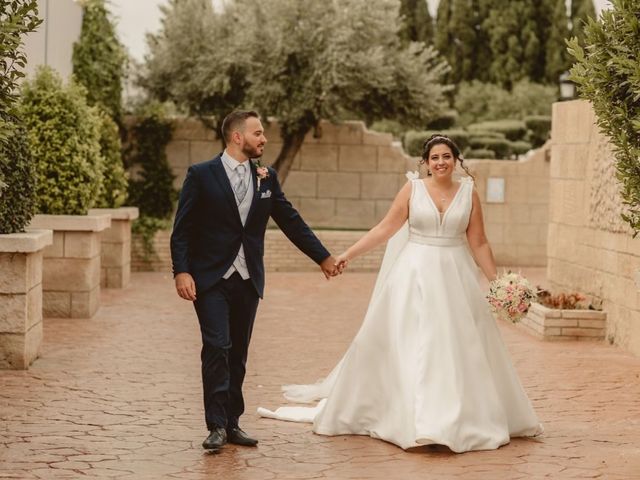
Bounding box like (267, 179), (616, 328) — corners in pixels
(109, 0), (612, 62)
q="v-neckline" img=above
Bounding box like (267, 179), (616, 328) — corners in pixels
(419, 179), (464, 227)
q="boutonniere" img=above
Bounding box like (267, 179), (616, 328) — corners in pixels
(253, 159), (269, 189)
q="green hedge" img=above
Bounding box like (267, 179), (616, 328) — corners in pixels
(19, 67), (103, 215)
(466, 148), (496, 159)
(0, 126), (36, 233)
(369, 119), (405, 139)
(510, 140), (533, 155)
(468, 130), (506, 140)
(94, 108), (127, 208)
(469, 137), (512, 159)
(426, 109), (459, 130)
(467, 120), (527, 141)
(524, 115), (551, 148)
(403, 129), (470, 157)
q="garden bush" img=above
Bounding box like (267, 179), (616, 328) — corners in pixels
(403, 129), (470, 157)
(19, 66), (103, 215)
(465, 148), (496, 159)
(425, 109), (459, 130)
(524, 115), (551, 148)
(0, 127), (36, 233)
(469, 137), (512, 159)
(125, 101), (176, 219)
(509, 140), (533, 156)
(467, 120), (527, 142)
(0, 0), (40, 233)
(369, 119), (405, 139)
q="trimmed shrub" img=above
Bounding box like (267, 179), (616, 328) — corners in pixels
(467, 120), (527, 141)
(125, 102), (176, 219)
(525, 115), (551, 148)
(403, 129), (470, 157)
(0, 126), (36, 233)
(369, 119), (405, 139)
(94, 108), (127, 208)
(469, 137), (512, 159)
(19, 67), (103, 215)
(468, 130), (506, 140)
(426, 109), (459, 130)
(510, 140), (533, 155)
(466, 148), (496, 160)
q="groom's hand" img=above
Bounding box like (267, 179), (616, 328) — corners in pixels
(320, 256), (339, 279)
(175, 272), (197, 301)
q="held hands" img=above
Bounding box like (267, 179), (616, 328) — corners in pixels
(334, 252), (349, 273)
(319, 255), (344, 280)
(175, 272), (197, 301)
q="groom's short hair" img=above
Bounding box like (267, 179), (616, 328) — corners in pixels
(221, 110), (260, 143)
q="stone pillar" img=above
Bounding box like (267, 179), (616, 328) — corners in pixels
(28, 214), (111, 318)
(0, 229), (53, 369)
(88, 207), (139, 288)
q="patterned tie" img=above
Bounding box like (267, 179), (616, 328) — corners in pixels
(234, 163), (248, 204)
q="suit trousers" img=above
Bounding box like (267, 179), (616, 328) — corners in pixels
(193, 272), (259, 430)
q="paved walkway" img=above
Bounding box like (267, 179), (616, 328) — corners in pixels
(1, 271), (640, 479)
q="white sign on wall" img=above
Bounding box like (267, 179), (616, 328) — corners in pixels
(486, 177), (505, 203)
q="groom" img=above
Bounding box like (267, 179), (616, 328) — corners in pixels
(170, 110), (338, 452)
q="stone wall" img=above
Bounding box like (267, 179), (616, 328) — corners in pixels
(157, 118), (550, 272)
(548, 100), (640, 356)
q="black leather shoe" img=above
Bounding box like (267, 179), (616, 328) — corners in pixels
(202, 427), (227, 450)
(227, 427), (258, 446)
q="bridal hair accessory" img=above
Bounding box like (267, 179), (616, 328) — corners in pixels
(252, 159), (269, 189)
(487, 271), (536, 323)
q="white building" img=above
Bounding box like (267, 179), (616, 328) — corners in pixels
(22, 0), (83, 81)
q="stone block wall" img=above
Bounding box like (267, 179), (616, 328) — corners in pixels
(548, 100), (640, 356)
(29, 215), (110, 318)
(157, 117), (550, 272)
(0, 230), (52, 369)
(89, 207), (139, 288)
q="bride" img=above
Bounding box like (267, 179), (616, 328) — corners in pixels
(258, 134), (543, 453)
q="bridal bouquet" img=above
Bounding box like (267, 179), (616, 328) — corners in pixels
(487, 272), (537, 323)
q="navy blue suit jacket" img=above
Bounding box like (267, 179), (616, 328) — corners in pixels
(170, 154), (330, 298)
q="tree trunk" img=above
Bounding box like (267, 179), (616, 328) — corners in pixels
(270, 129), (309, 185)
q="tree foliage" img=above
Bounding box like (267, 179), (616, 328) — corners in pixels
(544, 0), (571, 84)
(143, 0), (449, 182)
(95, 108), (127, 208)
(141, 0), (246, 134)
(399, 0), (434, 46)
(568, 0), (640, 235)
(125, 101), (176, 220)
(72, 0), (126, 121)
(19, 67), (103, 215)
(0, 0), (41, 233)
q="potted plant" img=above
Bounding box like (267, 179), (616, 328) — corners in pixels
(20, 67), (111, 319)
(520, 288), (606, 341)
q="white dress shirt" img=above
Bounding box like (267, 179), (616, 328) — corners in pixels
(221, 150), (254, 280)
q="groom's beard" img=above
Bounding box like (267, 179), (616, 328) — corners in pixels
(242, 144), (264, 159)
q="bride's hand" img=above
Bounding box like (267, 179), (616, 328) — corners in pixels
(335, 252), (349, 273)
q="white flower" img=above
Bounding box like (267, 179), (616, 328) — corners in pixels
(405, 170), (419, 181)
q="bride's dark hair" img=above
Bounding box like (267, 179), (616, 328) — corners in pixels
(420, 134), (475, 181)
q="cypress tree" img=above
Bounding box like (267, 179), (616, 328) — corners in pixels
(484, 0), (541, 88)
(72, 0), (126, 122)
(434, 0), (452, 59)
(448, 0), (476, 83)
(544, 0), (571, 83)
(399, 0), (434, 45)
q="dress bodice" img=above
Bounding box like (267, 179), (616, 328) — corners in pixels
(408, 177), (473, 245)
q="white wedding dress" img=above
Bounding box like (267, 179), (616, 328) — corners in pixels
(258, 176), (543, 453)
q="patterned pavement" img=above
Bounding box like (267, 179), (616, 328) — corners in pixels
(1, 271), (639, 479)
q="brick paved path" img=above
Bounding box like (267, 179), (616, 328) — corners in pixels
(1, 272), (640, 479)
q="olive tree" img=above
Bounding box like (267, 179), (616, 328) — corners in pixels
(142, 0), (449, 182)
